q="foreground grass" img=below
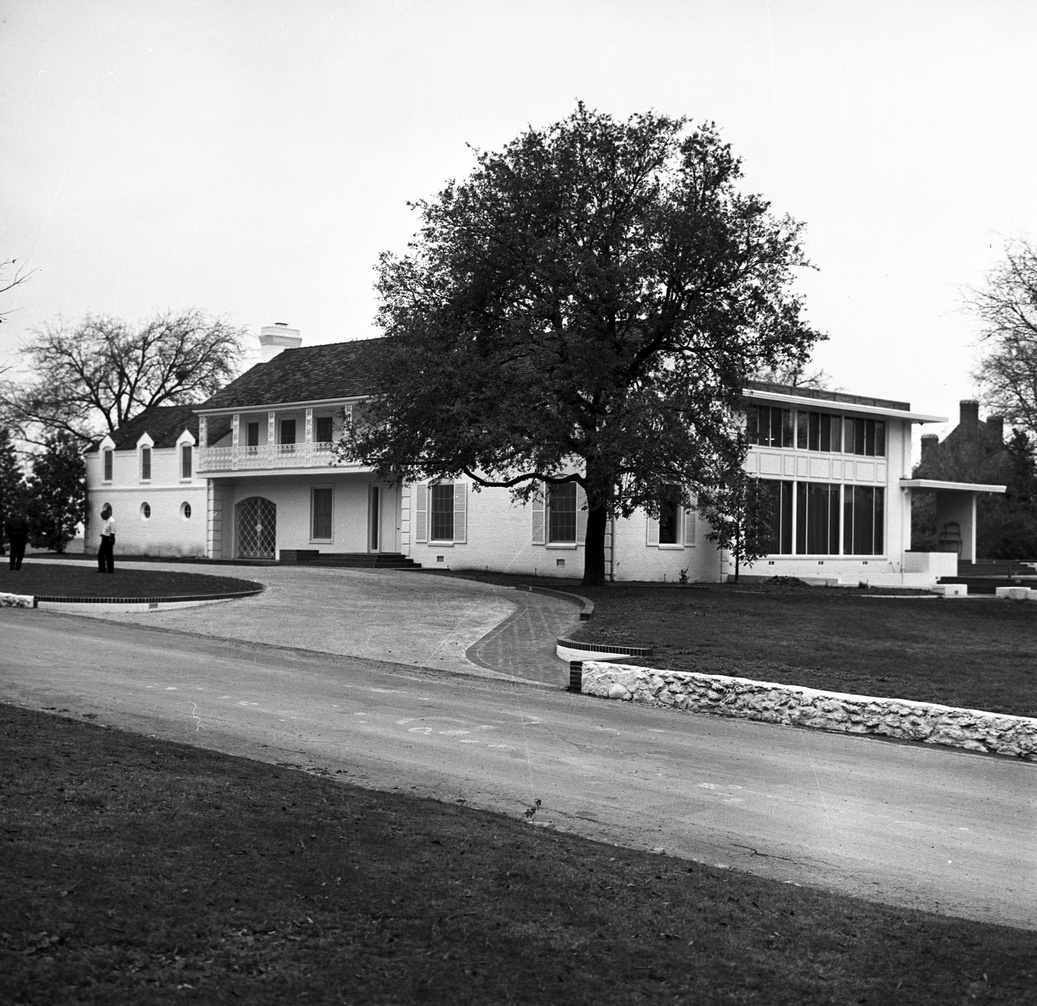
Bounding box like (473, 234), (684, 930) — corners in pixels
(2, 705), (1032, 1005)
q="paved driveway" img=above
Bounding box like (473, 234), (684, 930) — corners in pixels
(53, 562), (584, 685)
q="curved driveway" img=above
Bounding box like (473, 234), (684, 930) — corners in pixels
(48, 562), (583, 685)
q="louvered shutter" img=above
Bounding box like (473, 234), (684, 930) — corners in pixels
(531, 486), (545, 545)
(414, 484), (428, 543)
(647, 515), (660, 546)
(576, 485), (588, 544)
(453, 482), (467, 543)
(683, 506), (697, 547)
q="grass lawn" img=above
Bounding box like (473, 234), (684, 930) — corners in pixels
(0, 559), (262, 600)
(566, 581), (1037, 719)
(2, 704), (1033, 1005)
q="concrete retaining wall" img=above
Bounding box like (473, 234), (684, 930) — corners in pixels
(580, 661), (1037, 761)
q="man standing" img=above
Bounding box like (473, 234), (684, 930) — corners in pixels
(5, 510), (28, 571)
(97, 504), (116, 573)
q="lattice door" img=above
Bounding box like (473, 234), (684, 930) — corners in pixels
(237, 497), (276, 558)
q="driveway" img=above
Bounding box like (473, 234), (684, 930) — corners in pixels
(42, 562), (584, 685)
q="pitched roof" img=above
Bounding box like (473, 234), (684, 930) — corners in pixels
(91, 405), (200, 452)
(199, 338), (383, 411)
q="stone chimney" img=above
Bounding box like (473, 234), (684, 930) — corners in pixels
(987, 415), (1005, 441)
(959, 399), (980, 428)
(259, 322), (302, 363)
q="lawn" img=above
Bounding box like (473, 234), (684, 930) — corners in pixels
(2, 703), (1033, 1005)
(0, 559), (262, 601)
(566, 581), (1037, 718)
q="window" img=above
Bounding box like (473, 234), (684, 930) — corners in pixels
(847, 417), (885, 457)
(796, 411), (843, 452)
(430, 484), (455, 541)
(746, 405), (793, 448)
(181, 502), (192, 520)
(315, 415), (334, 444)
(658, 494), (681, 545)
(414, 483), (467, 544)
(140, 446), (151, 481)
(311, 487), (333, 540)
(758, 479), (794, 554)
(796, 482), (840, 554)
(140, 502), (151, 520)
(180, 444), (192, 480)
(844, 486), (884, 555)
(246, 422), (260, 450)
(279, 419), (296, 453)
(103, 449), (113, 482)
(547, 482), (578, 544)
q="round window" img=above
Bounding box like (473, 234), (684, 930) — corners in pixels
(181, 502), (192, 519)
(141, 502), (151, 520)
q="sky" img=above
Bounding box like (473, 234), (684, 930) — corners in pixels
(2, 0), (1036, 442)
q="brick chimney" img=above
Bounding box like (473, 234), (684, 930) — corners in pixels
(919, 433), (939, 469)
(259, 322), (302, 363)
(987, 415), (1005, 441)
(959, 399), (980, 427)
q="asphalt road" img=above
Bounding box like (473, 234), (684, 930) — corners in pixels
(2, 607), (1034, 932)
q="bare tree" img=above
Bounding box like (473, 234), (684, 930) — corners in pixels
(0, 258), (35, 325)
(1, 310), (247, 447)
(970, 237), (1037, 434)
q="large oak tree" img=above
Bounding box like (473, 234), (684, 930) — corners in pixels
(342, 104), (823, 585)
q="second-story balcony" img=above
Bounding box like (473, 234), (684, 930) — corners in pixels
(197, 441), (355, 473)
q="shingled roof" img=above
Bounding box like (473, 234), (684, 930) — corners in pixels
(199, 338), (383, 411)
(88, 405), (200, 452)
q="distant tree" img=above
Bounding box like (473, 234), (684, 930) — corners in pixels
(341, 103), (823, 585)
(704, 473), (775, 583)
(0, 257), (35, 326)
(0, 427), (25, 554)
(25, 432), (86, 553)
(753, 360), (834, 390)
(1, 310), (246, 448)
(980, 429), (1037, 559)
(970, 237), (1037, 435)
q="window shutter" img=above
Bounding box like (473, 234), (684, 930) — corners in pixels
(647, 515), (660, 547)
(414, 484), (428, 543)
(576, 485), (588, 544)
(453, 482), (467, 543)
(683, 507), (697, 547)
(531, 486), (545, 545)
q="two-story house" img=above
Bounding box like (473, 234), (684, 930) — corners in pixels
(90, 324), (1002, 587)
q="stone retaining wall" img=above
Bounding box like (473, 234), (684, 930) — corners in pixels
(579, 662), (1037, 761)
(0, 592), (32, 608)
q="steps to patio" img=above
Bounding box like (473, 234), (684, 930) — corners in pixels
(278, 550), (421, 570)
(939, 559), (1037, 594)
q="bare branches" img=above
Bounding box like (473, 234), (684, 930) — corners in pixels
(0, 258), (36, 324)
(1, 310), (246, 447)
(970, 238), (1037, 432)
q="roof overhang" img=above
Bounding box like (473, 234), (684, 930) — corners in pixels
(900, 478), (1006, 494)
(743, 387), (945, 424)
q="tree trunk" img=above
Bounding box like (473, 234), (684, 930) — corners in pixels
(582, 501), (608, 586)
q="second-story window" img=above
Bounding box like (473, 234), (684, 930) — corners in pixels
(847, 418), (885, 457)
(746, 405), (793, 448)
(246, 422), (260, 454)
(279, 419), (296, 453)
(103, 449), (113, 482)
(140, 446), (152, 481)
(796, 411), (842, 452)
(180, 444), (192, 480)
(315, 415), (333, 444)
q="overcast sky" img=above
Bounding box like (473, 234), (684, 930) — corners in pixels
(3, 0), (1036, 439)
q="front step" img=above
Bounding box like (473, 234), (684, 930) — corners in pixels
(278, 550), (421, 570)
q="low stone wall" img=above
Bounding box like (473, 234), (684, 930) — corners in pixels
(579, 662), (1037, 761)
(0, 592), (32, 608)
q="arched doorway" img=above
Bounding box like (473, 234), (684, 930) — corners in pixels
(237, 497), (276, 558)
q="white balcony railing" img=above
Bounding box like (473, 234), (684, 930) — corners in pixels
(197, 442), (345, 472)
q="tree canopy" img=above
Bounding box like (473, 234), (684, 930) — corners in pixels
(341, 103), (823, 584)
(1, 309), (246, 448)
(970, 237), (1037, 434)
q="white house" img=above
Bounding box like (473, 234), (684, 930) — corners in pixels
(84, 405), (208, 558)
(125, 324), (992, 588)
